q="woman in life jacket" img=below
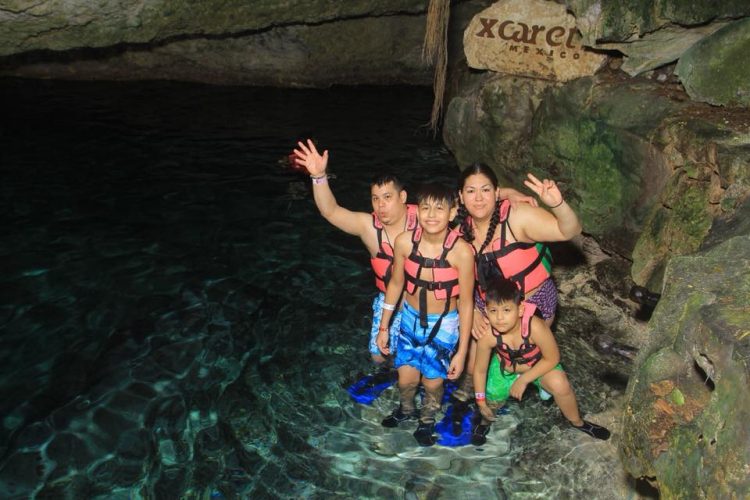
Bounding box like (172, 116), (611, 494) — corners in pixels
(450, 163), (582, 403)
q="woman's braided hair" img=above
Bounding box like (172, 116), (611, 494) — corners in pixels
(458, 163), (501, 251)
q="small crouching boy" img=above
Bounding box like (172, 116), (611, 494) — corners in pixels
(472, 276), (610, 445)
(376, 183), (475, 446)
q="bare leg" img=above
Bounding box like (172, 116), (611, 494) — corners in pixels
(381, 365), (420, 427)
(540, 370), (583, 426)
(414, 376), (444, 446)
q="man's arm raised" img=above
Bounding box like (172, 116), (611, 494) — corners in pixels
(294, 139), (371, 238)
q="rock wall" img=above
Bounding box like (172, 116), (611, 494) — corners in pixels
(443, 1), (750, 496)
(0, 0), (432, 86)
(620, 200), (750, 497)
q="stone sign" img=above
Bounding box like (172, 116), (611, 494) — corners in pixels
(464, 0), (607, 82)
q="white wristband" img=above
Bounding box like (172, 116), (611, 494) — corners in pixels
(382, 302), (396, 311)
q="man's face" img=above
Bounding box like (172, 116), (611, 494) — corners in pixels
(371, 182), (406, 224)
(417, 196), (456, 236)
(486, 299), (523, 334)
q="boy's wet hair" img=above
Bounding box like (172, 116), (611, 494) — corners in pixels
(415, 182), (457, 207)
(371, 174), (405, 193)
(485, 276), (524, 305)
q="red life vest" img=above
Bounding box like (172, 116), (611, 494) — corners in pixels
(403, 226), (462, 346)
(493, 302), (542, 370)
(370, 204), (418, 293)
(404, 226), (461, 300)
(475, 200), (552, 297)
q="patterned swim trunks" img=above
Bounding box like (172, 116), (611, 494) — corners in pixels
(369, 292), (403, 356)
(394, 301), (459, 380)
(525, 278), (558, 320)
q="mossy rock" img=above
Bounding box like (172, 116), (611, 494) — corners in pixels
(565, 0), (750, 46)
(675, 17), (750, 107)
(620, 230), (750, 497)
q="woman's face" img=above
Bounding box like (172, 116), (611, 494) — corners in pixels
(460, 173), (498, 220)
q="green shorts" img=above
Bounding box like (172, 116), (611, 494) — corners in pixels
(485, 355), (563, 403)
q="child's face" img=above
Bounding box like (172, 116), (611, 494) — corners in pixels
(486, 299), (523, 334)
(418, 197), (456, 235)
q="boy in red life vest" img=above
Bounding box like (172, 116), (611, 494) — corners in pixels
(471, 275), (610, 445)
(376, 183), (475, 446)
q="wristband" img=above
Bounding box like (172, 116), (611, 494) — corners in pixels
(475, 392), (486, 401)
(548, 199), (564, 209)
(378, 326), (389, 332)
(381, 302), (396, 311)
(311, 175), (328, 185)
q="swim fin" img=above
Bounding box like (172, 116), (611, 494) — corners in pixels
(347, 368), (398, 405)
(435, 400), (476, 447)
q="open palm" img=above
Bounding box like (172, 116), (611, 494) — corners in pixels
(293, 139), (328, 177)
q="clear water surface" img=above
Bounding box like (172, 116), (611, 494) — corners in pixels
(0, 79), (625, 499)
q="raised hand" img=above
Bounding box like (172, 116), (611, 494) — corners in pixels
(523, 173), (563, 209)
(293, 139), (329, 177)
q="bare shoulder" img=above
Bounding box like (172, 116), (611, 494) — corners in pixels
(451, 238), (475, 260)
(394, 230), (413, 252)
(529, 315), (554, 342)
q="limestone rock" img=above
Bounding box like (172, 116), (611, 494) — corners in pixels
(443, 70), (555, 174)
(464, 0), (607, 81)
(0, 0), (431, 86)
(0, 0), (429, 57)
(675, 17), (750, 107)
(1, 15), (431, 87)
(596, 21), (732, 76)
(565, 0), (750, 46)
(620, 210), (750, 497)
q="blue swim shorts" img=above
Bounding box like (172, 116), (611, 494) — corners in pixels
(394, 301), (459, 380)
(369, 292), (402, 356)
(485, 354), (562, 402)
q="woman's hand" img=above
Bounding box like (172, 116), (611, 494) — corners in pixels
(523, 173), (563, 209)
(472, 310), (491, 340)
(293, 139), (329, 177)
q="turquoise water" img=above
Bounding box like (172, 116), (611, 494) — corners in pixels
(0, 79), (628, 499)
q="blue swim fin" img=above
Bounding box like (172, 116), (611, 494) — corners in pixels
(347, 369), (398, 405)
(436, 400), (476, 446)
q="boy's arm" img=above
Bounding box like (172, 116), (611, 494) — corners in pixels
(509, 315), (561, 400)
(472, 334), (497, 421)
(446, 242), (475, 380)
(294, 139), (372, 237)
(376, 233), (409, 355)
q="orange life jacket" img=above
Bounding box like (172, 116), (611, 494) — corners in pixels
(475, 200), (552, 297)
(493, 302), (542, 370)
(370, 204), (418, 293)
(403, 226), (461, 345)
